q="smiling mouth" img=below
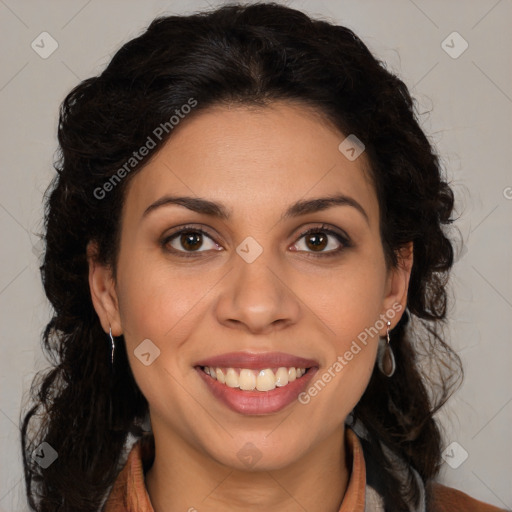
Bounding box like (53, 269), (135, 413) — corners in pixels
(199, 366), (311, 391)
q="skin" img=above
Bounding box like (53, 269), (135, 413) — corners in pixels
(88, 102), (413, 512)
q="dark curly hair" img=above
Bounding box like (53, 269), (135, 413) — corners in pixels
(20, 3), (461, 511)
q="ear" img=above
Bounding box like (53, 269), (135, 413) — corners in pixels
(380, 242), (413, 333)
(87, 241), (122, 336)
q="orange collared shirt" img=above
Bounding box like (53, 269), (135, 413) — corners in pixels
(103, 427), (366, 512)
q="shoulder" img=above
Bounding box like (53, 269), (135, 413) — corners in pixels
(428, 482), (509, 512)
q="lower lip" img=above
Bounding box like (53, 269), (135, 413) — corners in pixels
(196, 367), (318, 415)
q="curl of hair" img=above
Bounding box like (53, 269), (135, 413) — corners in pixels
(21, 3), (462, 511)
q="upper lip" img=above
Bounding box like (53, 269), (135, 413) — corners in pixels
(195, 351), (319, 369)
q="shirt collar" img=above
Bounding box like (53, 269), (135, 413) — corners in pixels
(103, 427), (366, 512)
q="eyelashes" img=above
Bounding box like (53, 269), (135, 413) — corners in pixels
(292, 225), (351, 256)
(162, 226), (221, 258)
(160, 223), (352, 259)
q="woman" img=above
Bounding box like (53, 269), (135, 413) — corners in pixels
(20, 3), (506, 511)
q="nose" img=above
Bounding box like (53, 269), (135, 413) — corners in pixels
(214, 251), (301, 335)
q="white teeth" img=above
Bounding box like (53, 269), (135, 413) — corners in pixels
(239, 369), (256, 390)
(275, 367), (289, 387)
(225, 368), (239, 388)
(203, 365), (308, 391)
(215, 368), (225, 384)
(256, 369), (276, 391)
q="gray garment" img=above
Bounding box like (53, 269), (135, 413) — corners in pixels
(349, 417), (427, 512)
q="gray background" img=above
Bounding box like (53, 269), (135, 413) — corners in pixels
(1, 0), (511, 510)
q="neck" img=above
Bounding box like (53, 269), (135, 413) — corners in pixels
(145, 425), (350, 512)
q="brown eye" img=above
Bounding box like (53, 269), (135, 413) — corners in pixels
(305, 232), (328, 252)
(180, 232), (203, 251)
(163, 227), (220, 255)
(291, 226), (349, 257)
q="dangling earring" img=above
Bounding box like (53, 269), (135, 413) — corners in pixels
(109, 326), (115, 366)
(377, 321), (396, 377)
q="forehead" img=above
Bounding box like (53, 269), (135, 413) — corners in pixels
(122, 102), (379, 227)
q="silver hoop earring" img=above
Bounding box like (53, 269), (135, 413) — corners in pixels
(109, 327), (115, 366)
(377, 321), (396, 377)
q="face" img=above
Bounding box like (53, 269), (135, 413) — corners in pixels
(89, 102), (411, 471)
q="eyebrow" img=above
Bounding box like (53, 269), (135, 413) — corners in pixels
(142, 193), (369, 224)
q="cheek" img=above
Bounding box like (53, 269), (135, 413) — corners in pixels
(297, 257), (386, 344)
(115, 248), (200, 345)
(113, 253), (205, 423)
(296, 258), (385, 407)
